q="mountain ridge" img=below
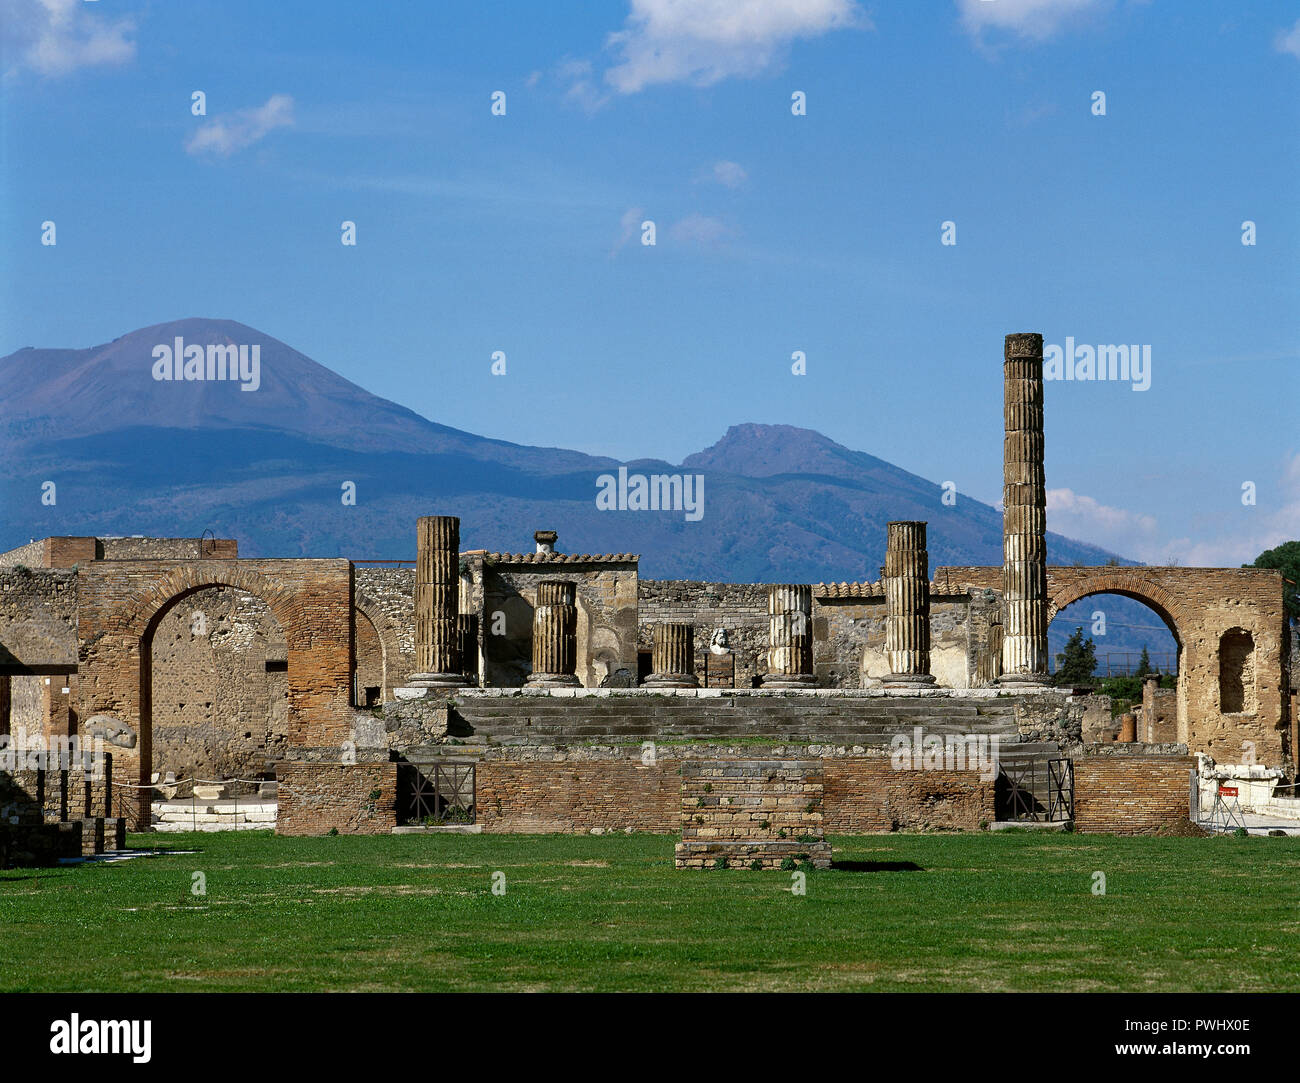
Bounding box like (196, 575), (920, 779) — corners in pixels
(1, 317), (1123, 583)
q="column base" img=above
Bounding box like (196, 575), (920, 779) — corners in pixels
(996, 672), (1054, 691)
(525, 673), (582, 689)
(882, 673), (937, 689)
(760, 674), (817, 689)
(399, 672), (470, 695)
(643, 673), (699, 689)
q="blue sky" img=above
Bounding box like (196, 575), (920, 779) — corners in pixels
(2, 0), (1297, 565)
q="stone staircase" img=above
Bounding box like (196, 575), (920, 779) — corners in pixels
(444, 695), (1022, 748)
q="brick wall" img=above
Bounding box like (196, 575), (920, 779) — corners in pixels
(275, 762), (398, 835)
(469, 751), (996, 836)
(823, 758), (994, 831)
(638, 580), (770, 687)
(1073, 754), (1195, 834)
(76, 558), (354, 828)
(149, 585), (288, 781)
(476, 759), (677, 833)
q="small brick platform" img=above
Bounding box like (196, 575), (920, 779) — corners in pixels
(675, 759), (831, 869)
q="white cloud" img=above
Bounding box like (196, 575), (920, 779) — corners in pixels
(956, 0), (1108, 44)
(1276, 19), (1300, 59)
(668, 213), (732, 247)
(604, 0), (867, 94)
(2, 0), (136, 77)
(1047, 487), (1159, 558)
(1048, 454), (1300, 567)
(704, 160), (748, 188)
(186, 94), (295, 157)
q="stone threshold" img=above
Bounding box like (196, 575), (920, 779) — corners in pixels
(989, 820), (1072, 831)
(392, 824), (482, 834)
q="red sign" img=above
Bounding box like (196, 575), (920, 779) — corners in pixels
(1219, 786), (1239, 797)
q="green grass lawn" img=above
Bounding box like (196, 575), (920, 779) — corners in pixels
(2, 831), (1298, 992)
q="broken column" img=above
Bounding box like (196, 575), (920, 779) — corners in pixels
(762, 584), (816, 688)
(999, 332), (1050, 686)
(644, 623), (699, 688)
(526, 580), (581, 688)
(408, 515), (468, 689)
(883, 520), (936, 687)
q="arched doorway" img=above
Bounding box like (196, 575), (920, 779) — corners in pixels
(353, 607), (385, 707)
(1047, 582), (1184, 743)
(146, 586), (288, 786)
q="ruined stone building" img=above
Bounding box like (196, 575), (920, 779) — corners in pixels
(0, 335), (1293, 841)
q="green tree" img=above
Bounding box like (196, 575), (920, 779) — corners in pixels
(1054, 626), (1098, 686)
(1134, 646), (1152, 680)
(1246, 541), (1300, 623)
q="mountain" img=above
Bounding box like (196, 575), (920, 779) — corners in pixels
(1, 317), (1126, 586)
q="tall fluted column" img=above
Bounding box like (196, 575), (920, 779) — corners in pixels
(527, 580), (581, 688)
(999, 333), (1050, 686)
(644, 623), (699, 688)
(410, 515), (468, 689)
(761, 584), (816, 688)
(883, 521), (936, 687)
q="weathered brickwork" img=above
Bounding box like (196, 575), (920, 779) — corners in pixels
(823, 758), (993, 832)
(275, 762), (398, 835)
(353, 567), (419, 699)
(942, 564), (1292, 766)
(638, 580), (771, 687)
(1072, 755), (1196, 834)
(638, 580), (1002, 691)
(76, 558), (354, 827)
(476, 759), (677, 833)
(149, 585), (288, 781)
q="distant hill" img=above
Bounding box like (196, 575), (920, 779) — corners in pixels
(0, 317), (1154, 581)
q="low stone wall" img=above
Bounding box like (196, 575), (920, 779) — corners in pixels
(1073, 755), (1196, 834)
(275, 762), (398, 835)
(823, 759), (993, 832)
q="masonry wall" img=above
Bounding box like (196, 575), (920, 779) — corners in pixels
(823, 759), (993, 831)
(0, 568), (79, 741)
(275, 762), (398, 835)
(353, 567), (418, 699)
(149, 585), (288, 782)
(481, 559), (638, 688)
(638, 580), (997, 689)
(470, 751), (997, 836)
(940, 565), (1291, 766)
(76, 558), (354, 828)
(1072, 755), (1196, 834)
(637, 580), (769, 687)
(476, 759), (678, 833)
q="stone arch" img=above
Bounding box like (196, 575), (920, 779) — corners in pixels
(124, 565), (301, 646)
(1046, 572), (1185, 648)
(353, 593), (407, 701)
(353, 607), (385, 705)
(1047, 570), (1189, 745)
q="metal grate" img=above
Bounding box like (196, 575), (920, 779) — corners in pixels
(999, 757), (1074, 822)
(398, 762), (475, 825)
